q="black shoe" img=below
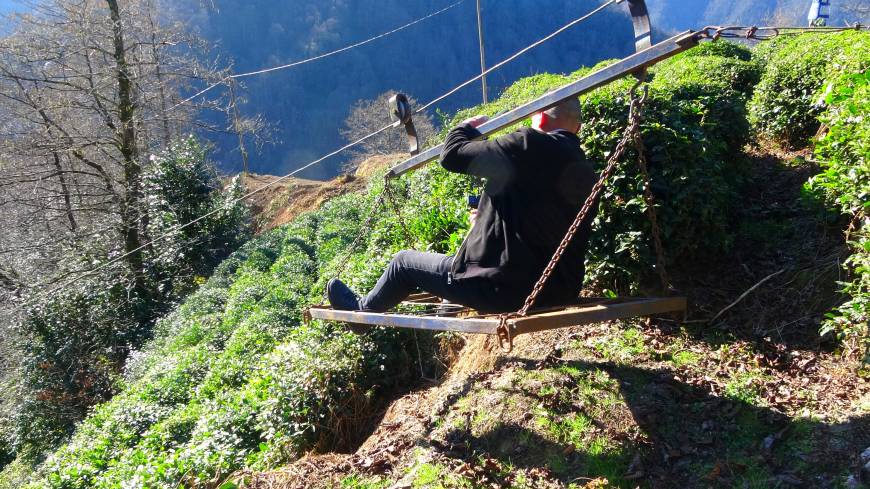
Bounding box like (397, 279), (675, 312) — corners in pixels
(326, 279), (370, 335)
(327, 278), (361, 310)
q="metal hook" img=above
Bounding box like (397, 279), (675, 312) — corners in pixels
(629, 77), (648, 105)
(496, 315), (514, 353)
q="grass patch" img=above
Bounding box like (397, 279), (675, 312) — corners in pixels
(591, 328), (648, 363)
(670, 350), (700, 368)
(724, 371), (767, 405)
(341, 474), (391, 489)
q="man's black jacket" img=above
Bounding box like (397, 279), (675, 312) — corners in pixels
(439, 123), (598, 309)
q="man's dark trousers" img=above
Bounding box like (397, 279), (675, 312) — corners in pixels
(360, 250), (518, 313)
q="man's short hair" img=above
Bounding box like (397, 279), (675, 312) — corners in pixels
(543, 97), (582, 122)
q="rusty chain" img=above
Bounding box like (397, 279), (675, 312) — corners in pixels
(630, 96), (671, 292)
(328, 174), (415, 291)
(320, 179), (389, 304)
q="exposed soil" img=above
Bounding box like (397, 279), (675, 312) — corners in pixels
(234, 148), (869, 489)
(240, 154), (406, 232)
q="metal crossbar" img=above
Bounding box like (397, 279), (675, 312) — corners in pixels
(386, 29), (701, 178)
(307, 296), (686, 337)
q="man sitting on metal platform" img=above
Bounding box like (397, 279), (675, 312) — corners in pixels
(327, 97), (598, 319)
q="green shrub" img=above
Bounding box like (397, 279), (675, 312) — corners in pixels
(677, 40), (753, 61)
(16, 182), (421, 487)
(748, 31), (870, 148)
(807, 69), (870, 358)
(7, 137), (253, 465)
(144, 136), (251, 298)
(434, 54), (755, 291)
(13, 278), (146, 461)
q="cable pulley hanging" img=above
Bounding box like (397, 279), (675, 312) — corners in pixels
(388, 93), (420, 155)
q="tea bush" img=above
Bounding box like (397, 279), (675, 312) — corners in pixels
(7, 177), (429, 488)
(749, 30), (870, 358)
(808, 69), (870, 358)
(748, 31), (870, 148)
(438, 44), (757, 290)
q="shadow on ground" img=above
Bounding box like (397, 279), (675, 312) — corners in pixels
(426, 356), (869, 488)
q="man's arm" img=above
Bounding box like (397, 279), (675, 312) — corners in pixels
(439, 117), (526, 179)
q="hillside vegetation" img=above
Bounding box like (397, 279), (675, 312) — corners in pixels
(2, 31), (869, 488)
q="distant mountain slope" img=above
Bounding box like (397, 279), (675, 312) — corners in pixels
(176, 0), (638, 178)
(180, 0), (864, 178)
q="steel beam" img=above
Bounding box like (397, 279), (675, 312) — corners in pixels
(307, 307), (499, 334)
(508, 297), (687, 336)
(386, 30), (699, 178)
(307, 297), (686, 336)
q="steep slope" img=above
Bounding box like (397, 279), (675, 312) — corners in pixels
(6, 33), (870, 489)
(241, 149), (869, 489)
(242, 154), (405, 231)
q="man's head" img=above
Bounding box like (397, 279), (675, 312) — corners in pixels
(531, 97), (582, 134)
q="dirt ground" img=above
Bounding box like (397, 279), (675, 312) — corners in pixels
(239, 154), (406, 232)
(236, 319), (868, 488)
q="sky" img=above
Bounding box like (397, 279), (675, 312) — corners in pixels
(0, 0), (21, 14)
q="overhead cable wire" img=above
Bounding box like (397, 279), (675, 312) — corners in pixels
(415, 0), (618, 113)
(13, 0), (620, 312)
(168, 0), (466, 111)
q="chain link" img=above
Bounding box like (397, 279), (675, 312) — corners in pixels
(630, 94), (671, 292)
(698, 24), (867, 42)
(325, 185), (388, 300)
(383, 175), (416, 250)
(511, 82), (649, 321)
(324, 175), (415, 304)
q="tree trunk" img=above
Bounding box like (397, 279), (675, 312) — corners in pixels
(50, 152), (78, 232)
(147, 1), (173, 146)
(107, 0), (146, 291)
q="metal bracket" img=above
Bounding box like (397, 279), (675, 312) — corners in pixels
(626, 0), (652, 52)
(388, 93), (419, 155)
(626, 0), (652, 80)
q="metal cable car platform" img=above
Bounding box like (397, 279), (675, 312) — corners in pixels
(307, 295), (686, 338)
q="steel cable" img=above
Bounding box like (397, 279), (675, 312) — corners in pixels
(168, 0), (466, 111)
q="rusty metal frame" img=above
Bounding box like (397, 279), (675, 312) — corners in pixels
(307, 296), (686, 337)
(311, 1), (691, 336)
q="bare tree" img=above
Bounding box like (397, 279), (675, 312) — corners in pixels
(0, 0), (242, 455)
(0, 0), (230, 295)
